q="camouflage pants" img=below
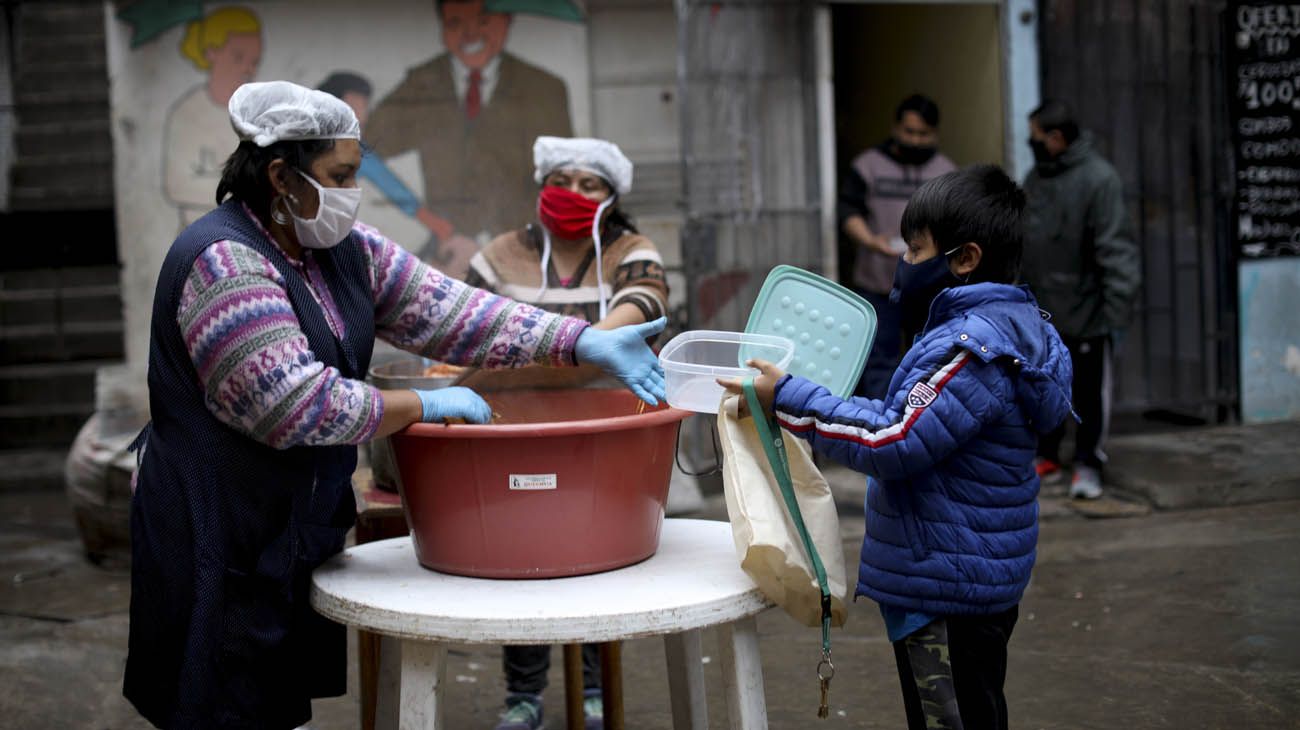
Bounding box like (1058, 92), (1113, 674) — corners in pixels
(900, 619), (964, 729)
(892, 606), (1018, 730)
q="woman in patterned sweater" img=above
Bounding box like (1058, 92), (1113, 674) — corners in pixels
(465, 137), (669, 730)
(124, 82), (666, 729)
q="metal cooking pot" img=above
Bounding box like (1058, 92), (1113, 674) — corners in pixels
(366, 357), (457, 490)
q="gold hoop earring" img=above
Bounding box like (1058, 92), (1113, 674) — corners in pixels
(271, 196), (292, 226)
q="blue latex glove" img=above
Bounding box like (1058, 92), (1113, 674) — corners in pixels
(574, 317), (668, 406)
(410, 386), (492, 424)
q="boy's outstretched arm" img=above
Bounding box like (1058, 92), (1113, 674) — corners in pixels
(722, 348), (1008, 481)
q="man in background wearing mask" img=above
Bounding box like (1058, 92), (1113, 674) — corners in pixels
(1022, 99), (1141, 500)
(838, 94), (956, 398)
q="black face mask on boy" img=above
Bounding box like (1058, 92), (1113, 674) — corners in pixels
(890, 246), (964, 335)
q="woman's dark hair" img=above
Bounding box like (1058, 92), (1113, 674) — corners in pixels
(900, 164), (1025, 284)
(216, 139), (337, 222)
(895, 93), (940, 128)
(1030, 98), (1080, 144)
(586, 176), (638, 234)
(604, 205), (638, 235)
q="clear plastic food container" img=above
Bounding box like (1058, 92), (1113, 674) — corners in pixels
(658, 330), (796, 413)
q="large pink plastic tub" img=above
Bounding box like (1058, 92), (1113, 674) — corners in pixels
(389, 389), (691, 578)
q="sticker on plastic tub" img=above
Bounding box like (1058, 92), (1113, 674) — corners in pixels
(509, 474), (558, 491)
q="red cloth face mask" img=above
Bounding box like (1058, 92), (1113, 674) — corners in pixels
(537, 185), (603, 240)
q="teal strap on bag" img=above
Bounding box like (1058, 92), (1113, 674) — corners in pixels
(742, 378), (835, 718)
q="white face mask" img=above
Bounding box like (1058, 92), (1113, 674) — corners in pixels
(289, 170), (362, 249)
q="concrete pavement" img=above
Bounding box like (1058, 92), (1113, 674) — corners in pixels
(1105, 419), (1300, 510)
(1, 457), (1298, 728)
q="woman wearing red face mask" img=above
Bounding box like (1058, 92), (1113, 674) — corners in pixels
(463, 137), (669, 730)
(466, 136), (668, 332)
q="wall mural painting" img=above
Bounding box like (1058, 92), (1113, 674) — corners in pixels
(364, 0), (574, 278)
(118, 0), (584, 278)
(163, 6), (262, 230)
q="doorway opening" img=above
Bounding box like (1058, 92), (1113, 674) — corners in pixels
(830, 1), (1008, 287)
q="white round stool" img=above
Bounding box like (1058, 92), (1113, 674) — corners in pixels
(311, 518), (774, 729)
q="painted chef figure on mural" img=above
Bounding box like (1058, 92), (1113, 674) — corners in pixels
(162, 6), (262, 230)
(365, 0), (574, 278)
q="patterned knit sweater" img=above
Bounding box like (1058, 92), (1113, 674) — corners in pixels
(177, 208), (587, 450)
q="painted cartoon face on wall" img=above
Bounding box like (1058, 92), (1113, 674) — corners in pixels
(438, 0), (512, 70)
(166, 7), (264, 229)
(205, 31), (262, 105)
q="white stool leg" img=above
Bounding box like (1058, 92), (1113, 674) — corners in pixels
(375, 634), (402, 730)
(718, 617), (767, 730)
(664, 629), (708, 730)
(399, 640), (447, 730)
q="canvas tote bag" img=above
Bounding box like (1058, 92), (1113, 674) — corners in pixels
(717, 387), (848, 629)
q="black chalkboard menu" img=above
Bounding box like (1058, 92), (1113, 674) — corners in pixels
(1228, 3), (1300, 257)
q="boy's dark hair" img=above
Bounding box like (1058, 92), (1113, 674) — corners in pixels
(895, 93), (940, 128)
(317, 71), (372, 101)
(899, 164), (1025, 285)
(216, 139), (338, 222)
(1029, 98), (1079, 144)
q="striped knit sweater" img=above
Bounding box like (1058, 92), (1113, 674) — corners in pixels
(177, 209), (586, 450)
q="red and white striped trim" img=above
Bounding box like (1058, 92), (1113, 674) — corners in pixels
(777, 350), (972, 448)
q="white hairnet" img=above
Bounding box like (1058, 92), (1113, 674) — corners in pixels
(533, 136), (633, 196)
(228, 80), (361, 148)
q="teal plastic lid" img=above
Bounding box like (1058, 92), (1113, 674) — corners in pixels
(743, 265), (877, 398)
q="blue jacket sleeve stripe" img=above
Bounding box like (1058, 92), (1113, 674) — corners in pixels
(777, 349), (971, 447)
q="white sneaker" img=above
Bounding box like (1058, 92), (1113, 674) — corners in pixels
(1069, 464), (1103, 500)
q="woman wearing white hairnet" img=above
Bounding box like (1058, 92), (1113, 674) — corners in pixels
(466, 137), (667, 330)
(123, 81), (667, 729)
(463, 136), (668, 730)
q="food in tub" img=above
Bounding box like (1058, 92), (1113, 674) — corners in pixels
(421, 361), (466, 378)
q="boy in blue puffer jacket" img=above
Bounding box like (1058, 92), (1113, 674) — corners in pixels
(722, 164), (1073, 730)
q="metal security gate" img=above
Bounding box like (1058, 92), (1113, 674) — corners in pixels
(676, 0), (824, 332)
(1038, 0), (1236, 421)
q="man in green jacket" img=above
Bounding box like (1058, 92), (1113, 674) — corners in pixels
(1022, 99), (1141, 500)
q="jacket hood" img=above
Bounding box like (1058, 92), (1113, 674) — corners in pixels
(1035, 131), (1095, 177)
(1059, 131), (1095, 167)
(929, 283), (1075, 434)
